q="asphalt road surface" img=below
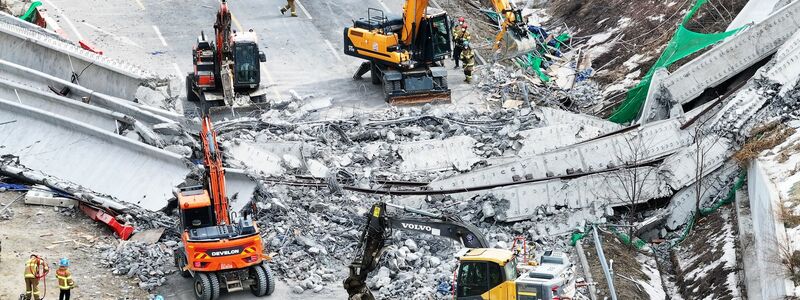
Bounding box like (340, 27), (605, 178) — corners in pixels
(43, 0), (481, 117)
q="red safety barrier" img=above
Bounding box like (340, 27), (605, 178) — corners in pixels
(79, 204), (134, 240)
(78, 40), (104, 55)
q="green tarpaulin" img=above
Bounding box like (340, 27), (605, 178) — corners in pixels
(608, 0), (745, 124)
(20, 1), (42, 22)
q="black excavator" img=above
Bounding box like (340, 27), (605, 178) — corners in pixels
(343, 202), (488, 300)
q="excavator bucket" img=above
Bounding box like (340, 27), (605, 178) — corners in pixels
(206, 102), (271, 122)
(496, 31), (538, 60)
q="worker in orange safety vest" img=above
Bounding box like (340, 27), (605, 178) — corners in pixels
(23, 254), (49, 300)
(56, 258), (76, 300)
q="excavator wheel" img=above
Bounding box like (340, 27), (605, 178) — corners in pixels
(194, 272), (214, 300)
(249, 265), (267, 296)
(263, 264), (276, 296)
(174, 250), (191, 278)
(208, 272), (221, 299)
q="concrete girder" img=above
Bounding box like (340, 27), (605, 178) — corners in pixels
(644, 1), (800, 123)
(0, 98), (190, 211)
(0, 59), (182, 125)
(0, 12), (167, 101)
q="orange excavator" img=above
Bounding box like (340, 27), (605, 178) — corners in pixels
(173, 116), (274, 300)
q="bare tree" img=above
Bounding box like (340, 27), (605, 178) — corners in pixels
(772, 236), (800, 285)
(689, 119), (724, 221)
(601, 131), (659, 245)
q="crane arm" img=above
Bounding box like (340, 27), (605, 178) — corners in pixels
(201, 116), (230, 225)
(400, 0), (430, 46)
(343, 202), (487, 300)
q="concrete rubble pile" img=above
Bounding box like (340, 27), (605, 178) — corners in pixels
(477, 63), (603, 113)
(216, 104), (541, 183)
(97, 240), (178, 290)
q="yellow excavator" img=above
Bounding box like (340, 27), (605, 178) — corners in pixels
(491, 0), (536, 58)
(344, 0), (451, 105)
(343, 202), (576, 300)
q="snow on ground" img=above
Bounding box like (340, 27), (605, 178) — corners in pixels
(636, 254), (667, 300)
(673, 207), (743, 299)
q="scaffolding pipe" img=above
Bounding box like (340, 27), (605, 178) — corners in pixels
(592, 225), (617, 300)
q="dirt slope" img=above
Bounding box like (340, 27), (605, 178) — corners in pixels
(0, 192), (150, 300)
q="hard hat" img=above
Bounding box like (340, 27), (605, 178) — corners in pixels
(59, 258), (69, 267)
(463, 41), (470, 48)
(461, 23), (468, 29)
(458, 17), (465, 22)
(154, 296), (165, 300)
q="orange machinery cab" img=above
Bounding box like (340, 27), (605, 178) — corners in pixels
(177, 186), (264, 273)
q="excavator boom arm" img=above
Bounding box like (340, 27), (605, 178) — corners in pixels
(343, 202), (486, 299)
(201, 116), (230, 225)
(400, 0), (430, 45)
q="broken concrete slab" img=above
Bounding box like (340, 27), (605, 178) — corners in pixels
(516, 123), (608, 157)
(0, 97), (190, 211)
(398, 136), (481, 172)
(129, 228), (165, 244)
(224, 141), (306, 176)
(536, 107), (623, 133)
(225, 168), (258, 212)
(766, 29), (800, 95)
(24, 187), (78, 208)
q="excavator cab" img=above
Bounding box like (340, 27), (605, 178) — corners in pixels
(411, 9), (450, 63)
(232, 31), (266, 89)
(456, 248), (519, 299)
(177, 186), (215, 229)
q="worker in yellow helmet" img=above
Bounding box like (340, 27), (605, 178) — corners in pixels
(56, 258), (76, 300)
(23, 254), (49, 300)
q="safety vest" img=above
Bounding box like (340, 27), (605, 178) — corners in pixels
(461, 50), (475, 68)
(56, 267), (74, 290)
(452, 27), (463, 40)
(24, 258), (38, 278)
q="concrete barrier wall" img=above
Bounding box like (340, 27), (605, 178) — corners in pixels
(0, 13), (161, 100)
(746, 160), (794, 299)
(0, 98), (190, 211)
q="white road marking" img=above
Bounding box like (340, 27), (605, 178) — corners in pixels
(378, 0), (391, 13)
(43, 0), (84, 41)
(152, 25), (168, 47)
(324, 39), (343, 62)
(295, 0), (313, 19)
(133, 0), (145, 10)
(172, 63), (183, 78)
(82, 22), (142, 48)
